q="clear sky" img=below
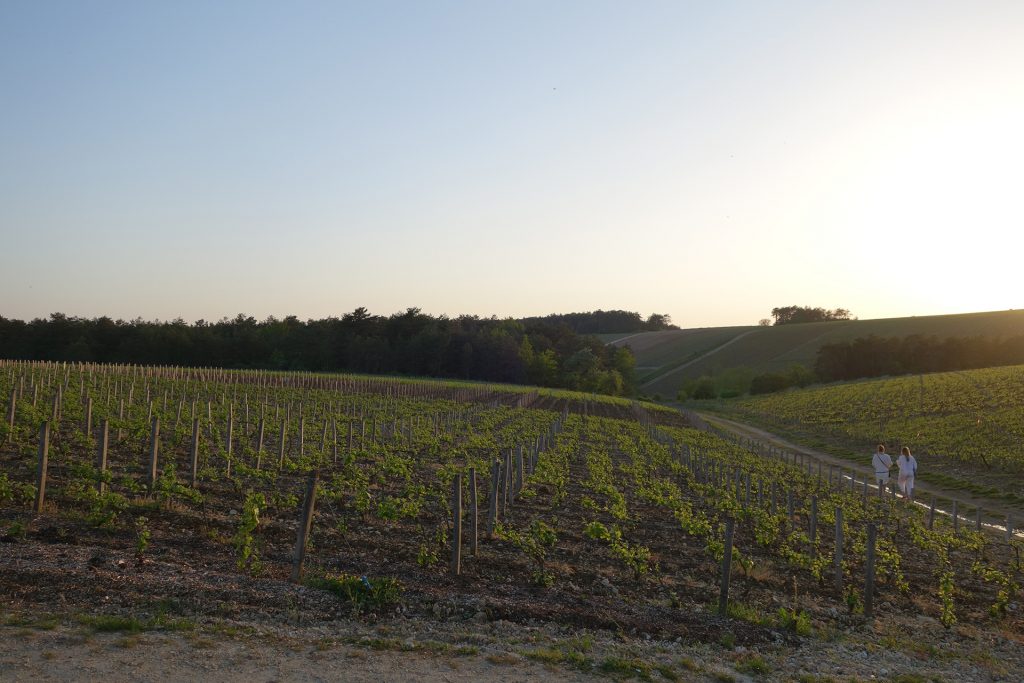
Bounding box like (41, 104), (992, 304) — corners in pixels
(1, 1), (1021, 328)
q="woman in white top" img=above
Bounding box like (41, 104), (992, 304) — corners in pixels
(872, 444), (892, 491)
(896, 446), (918, 503)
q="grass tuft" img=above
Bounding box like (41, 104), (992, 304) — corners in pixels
(76, 613), (194, 634)
(654, 663), (681, 681)
(598, 656), (652, 680)
(735, 653), (770, 675)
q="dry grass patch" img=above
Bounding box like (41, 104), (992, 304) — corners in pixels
(485, 652), (521, 666)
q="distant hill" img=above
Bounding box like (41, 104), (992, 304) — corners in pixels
(603, 309), (1024, 397)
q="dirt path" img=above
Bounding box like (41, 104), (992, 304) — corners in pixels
(605, 331), (647, 347)
(695, 411), (1024, 538)
(0, 625), (602, 683)
(5, 612), (1022, 683)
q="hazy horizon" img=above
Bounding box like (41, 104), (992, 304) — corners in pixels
(2, 2), (1022, 328)
(4, 304), (1023, 331)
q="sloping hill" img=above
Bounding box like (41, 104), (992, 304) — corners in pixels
(606, 327), (755, 382)
(611, 309), (1024, 397)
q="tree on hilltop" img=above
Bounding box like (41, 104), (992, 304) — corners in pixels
(770, 306), (852, 325)
(520, 310), (679, 334)
(643, 313), (675, 331)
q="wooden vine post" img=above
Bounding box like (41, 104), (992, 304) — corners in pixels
(514, 445), (524, 495)
(331, 419), (338, 464)
(503, 449), (512, 509)
(278, 418), (287, 467)
(225, 407), (234, 477)
(148, 417), (160, 492)
(486, 460), (500, 538)
(117, 398), (125, 441)
(256, 419), (265, 469)
(469, 467), (478, 556)
(864, 522), (877, 619)
(290, 468), (321, 583)
(183, 418), (199, 487)
(34, 421), (50, 513)
(718, 517), (735, 616)
(5, 388), (15, 443)
(97, 420), (109, 495)
(451, 473), (462, 575)
(833, 506), (843, 593)
(84, 397), (93, 437)
(809, 495), (818, 558)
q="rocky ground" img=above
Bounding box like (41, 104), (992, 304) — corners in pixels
(2, 536), (1023, 683)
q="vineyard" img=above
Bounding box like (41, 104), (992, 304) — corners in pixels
(719, 365), (1024, 501)
(2, 360), (1023, 680)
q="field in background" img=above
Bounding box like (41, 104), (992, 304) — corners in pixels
(605, 327), (755, 384)
(604, 309), (1024, 398)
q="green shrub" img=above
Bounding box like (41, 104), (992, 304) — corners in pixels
(0, 473), (36, 507)
(233, 491), (265, 574)
(776, 607), (812, 636)
(134, 516), (151, 561)
(725, 601), (767, 625)
(844, 585), (863, 615)
(306, 573), (402, 614)
(503, 520), (558, 586)
(584, 520), (611, 541)
(154, 463), (202, 508)
(691, 377), (717, 400)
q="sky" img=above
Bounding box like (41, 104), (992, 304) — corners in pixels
(1, 1), (1022, 328)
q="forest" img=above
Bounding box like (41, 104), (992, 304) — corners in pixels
(0, 309), (637, 395)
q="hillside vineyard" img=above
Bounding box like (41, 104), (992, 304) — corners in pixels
(1, 360), (1021, 646)
(731, 365), (1024, 477)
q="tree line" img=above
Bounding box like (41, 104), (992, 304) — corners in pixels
(521, 310), (678, 334)
(0, 309), (637, 396)
(769, 306), (852, 325)
(813, 333), (1024, 382)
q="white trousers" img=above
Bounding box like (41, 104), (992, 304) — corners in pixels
(898, 475), (914, 496)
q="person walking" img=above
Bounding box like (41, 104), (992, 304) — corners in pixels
(896, 446), (918, 503)
(872, 444), (893, 494)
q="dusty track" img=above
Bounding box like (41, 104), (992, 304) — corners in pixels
(0, 624), (600, 683)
